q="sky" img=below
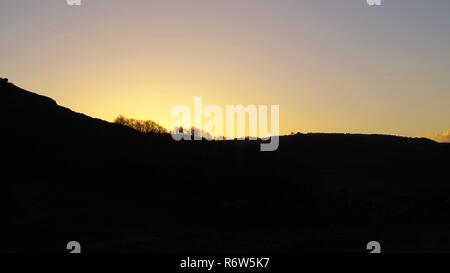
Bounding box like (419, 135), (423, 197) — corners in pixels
(1, 0), (449, 140)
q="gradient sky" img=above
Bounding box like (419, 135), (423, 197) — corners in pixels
(1, 0), (449, 139)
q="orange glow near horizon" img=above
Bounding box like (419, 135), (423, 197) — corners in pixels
(1, 1), (450, 141)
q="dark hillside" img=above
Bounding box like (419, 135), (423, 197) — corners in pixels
(3, 82), (450, 253)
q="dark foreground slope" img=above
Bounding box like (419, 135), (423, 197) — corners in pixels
(3, 81), (450, 253)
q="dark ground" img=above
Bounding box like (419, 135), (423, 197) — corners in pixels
(2, 81), (450, 253)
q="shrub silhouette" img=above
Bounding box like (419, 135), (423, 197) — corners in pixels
(114, 115), (168, 134)
(172, 126), (214, 140)
(0, 78), (8, 83)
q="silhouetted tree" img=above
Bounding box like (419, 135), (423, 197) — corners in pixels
(114, 115), (168, 134)
(171, 126), (214, 140)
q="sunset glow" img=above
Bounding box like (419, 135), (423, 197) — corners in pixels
(1, 0), (449, 139)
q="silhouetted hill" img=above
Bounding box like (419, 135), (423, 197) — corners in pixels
(4, 82), (450, 253)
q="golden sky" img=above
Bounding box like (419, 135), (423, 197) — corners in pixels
(1, 1), (449, 140)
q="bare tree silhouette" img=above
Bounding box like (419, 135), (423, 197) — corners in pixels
(172, 126), (214, 140)
(114, 115), (168, 134)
